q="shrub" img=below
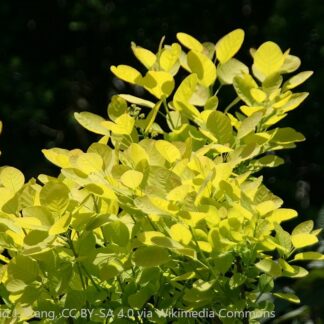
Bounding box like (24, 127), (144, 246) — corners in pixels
(0, 29), (322, 323)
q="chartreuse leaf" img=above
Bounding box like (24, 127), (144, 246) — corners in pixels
(187, 50), (216, 87)
(40, 182), (69, 214)
(0, 167), (24, 193)
(291, 233), (318, 249)
(102, 113), (135, 135)
(74, 112), (109, 135)
(159, 43), (181, 74)
(233, 73), (258, 106)
(293, 252), (324, 261)
(215, 29), (245, 63)
(49, 213), (71, 235)
(267, 208), (297, 224)
(292, 220), (313, 235)
(76, 153), (103, 174)
(170, 224), (192, 245)
(283, 71), (313, 90)
(253, 42), (285, 81)
(131, 42), (156, 69)
(120, 170), (143, 189)
(110, 65), (142, 84)
(255, 259), (281, 277)
(133, 246), (170, 267)
(217, 58), (248, 85)
(42, 148), (72, 168)
(176, 32), (203, 52)
(237, 111), (263, 139)
(204, 111), (234, 144)
(281, 54), (301, 73)
(274, 292), (300, 304)
(99, 259), (124, 280)
(155, 140), (181, 163)
(107, 95), (128, 121)
(141, 71), (175, 99)
(102, 220), (129, 247)
(118, 94), (154, 108)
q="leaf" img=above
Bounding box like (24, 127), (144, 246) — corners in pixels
(76, 153), (103, 174)
(120, 170), (143, 189)
(99, 259), (124, 280)
(176, 32), (203, 52)
(131, 42), (156, 69)
(205, 111), (233, 144)
(102, 221), (130, 247)
(42, 148), (71, 168)
(281, 54), (301, 73)
(49, 213), (71, 235)
(118, 94), (155, 108)
(74, 112), (109, 135)
(40, 182), (69, 214)
(215, 29), (245, 63)
(274, 292), (300, 304)
(283, 71), (313, 90)
(133, 246), (170, 267)
(110, 65), (142, 84)
(268, 209), (298, 223)
(159, 43), (181, 74)
(128, 286), (152, 309)
(237, 111), (263, 139)
(187, 50), (216, 87)
(229, 273), (246, 289)
(253, 155), (284, 168)
(293, 252), (324, 261)
(253, 42), (285, 81)
(255, 259), (282, 277)
(107, 95), (128, 121)
(292, 220), (314, 235)
(233, 73), (258, 106)
(102, 114), (135, 135)
(204, 96), (219, 110)
(0, 167), (24, 193)
(170, 224), (192, 245)
(8, 255), (39, 283)
(281, 93), (309, 113)
(217, 58), (248, 84)
(250, 88), (267, 103)
(291, 233), (318, 249)
(270, 127), (305, 144)
(141, 71), (175, 99)
(155, 140), (181, 163)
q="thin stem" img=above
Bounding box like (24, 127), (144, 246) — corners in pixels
(214, 84), (223, 96)
(162, 97), (175, 129)
(224, 97), (240, 113)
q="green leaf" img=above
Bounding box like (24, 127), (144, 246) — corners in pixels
(102, 221), (130, 247)
(268, 208), (298, 223)
(187, 50), (216, 87)
(74, 112), (109, 135)
(0, 167), (24, 193)
(133, 246), (170, 267)
(217, 58), (249, 84)
(215, 29), (245, 63)
(107, 95), (128, 121)
(270, 127), (305, 144)
(205, 111), (234, 144)
(255, 259), (282, 278)
(274, 292), (300, 304)
(76, 153), (103, 174)
(229, 273), (246, 289)
(40, 182), (69, 214)
(233, 73), (258, 106)
(49, 213), (71, 235)
(110, 65), (142, 84)
(176, 32), (203, 52)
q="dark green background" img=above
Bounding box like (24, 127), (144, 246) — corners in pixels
(0, 0), (323, 322)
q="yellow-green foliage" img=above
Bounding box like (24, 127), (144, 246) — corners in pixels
(0, 29), (321, 323)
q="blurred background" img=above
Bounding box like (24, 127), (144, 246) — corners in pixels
(0, 0), (323, 322)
